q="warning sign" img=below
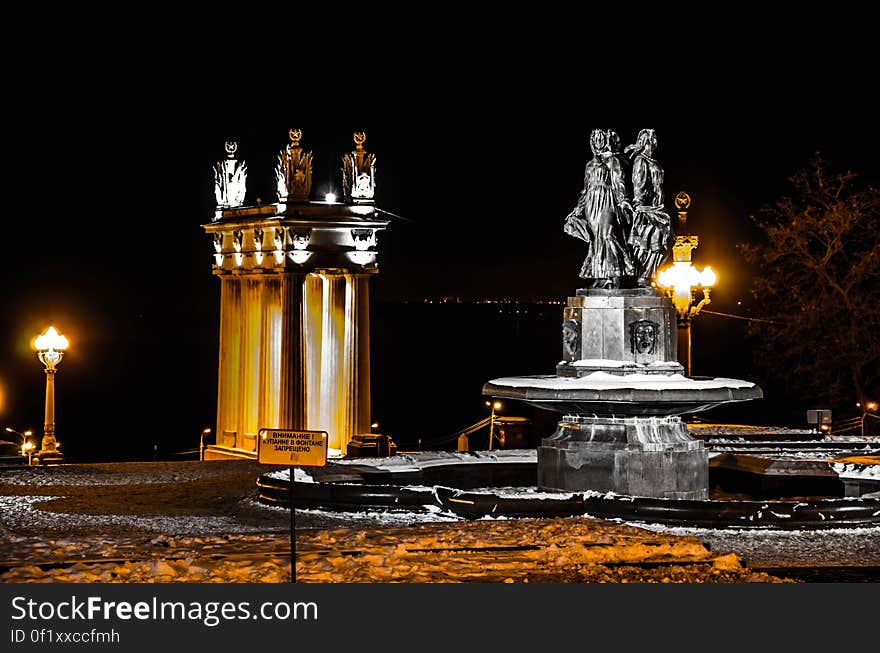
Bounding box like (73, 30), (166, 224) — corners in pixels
(258, 429), (328, 467)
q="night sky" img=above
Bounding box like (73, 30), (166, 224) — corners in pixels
(1, 94), (877, 460)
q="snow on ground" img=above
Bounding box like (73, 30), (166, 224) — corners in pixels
(832, 462), (880, 479)
(0, 495), (268, 536)
(1, 459), (878, 583)
(709, 448), (877, 459)
(267, 449), (538, 480)
(627, 521), (880, 567)
(0, 463), (226, 487)
(687, 424), (818, 437)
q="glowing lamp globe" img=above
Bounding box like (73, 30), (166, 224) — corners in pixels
(35, 326), (68, 352)
(35, 326), (68, 369)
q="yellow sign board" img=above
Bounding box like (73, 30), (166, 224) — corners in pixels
(258, 429), (328, 467)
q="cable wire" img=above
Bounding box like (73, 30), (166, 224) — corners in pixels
(701, 310), (785, 325)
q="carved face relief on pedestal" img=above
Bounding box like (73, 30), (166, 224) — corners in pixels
(629, 319), (660, 355)
(562, 319), (581, 360)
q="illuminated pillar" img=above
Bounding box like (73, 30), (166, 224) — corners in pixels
(205, 212), (387, 460)
(304, 271), (371, 452)
(214, 274), (307, 455)
(204, 131), (387, 460)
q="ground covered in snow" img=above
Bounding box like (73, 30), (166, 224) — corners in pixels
(0, 460), (877, 583)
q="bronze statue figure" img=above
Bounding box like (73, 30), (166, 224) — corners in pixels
(564, 128), (674, 289)
(625, 129), (673, 286)
(563, 129), (634, 289)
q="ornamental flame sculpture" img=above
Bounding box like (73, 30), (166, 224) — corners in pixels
(342, 131), (376, 204)
(275, 129), (313, 202)
(213, 141), (248, 213)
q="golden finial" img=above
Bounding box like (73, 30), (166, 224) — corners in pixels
(674, 191), (691, 230)
(224, 141), (238, 156)
(674, 192), (691, 210)
(289, 128), (303, 146)
(354, 131), (366, 151)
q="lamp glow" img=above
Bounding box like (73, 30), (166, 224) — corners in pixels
(656, 261), (716, 378)
(485, 400), (503, 450)
(35, 327), (68, 352)
(325, 193), (337, 203)
(700, 266), (717, 287)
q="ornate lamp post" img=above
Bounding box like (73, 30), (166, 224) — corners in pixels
(34, 326), (68, 464)
(863, 401), (878, 436)
(5, 427), (34, 465)
(200, 427), (212, 461)
(655, 193), (716, 377)
(485, 400), (502, 450)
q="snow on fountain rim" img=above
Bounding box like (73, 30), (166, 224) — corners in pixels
(488, 371), (755, 390)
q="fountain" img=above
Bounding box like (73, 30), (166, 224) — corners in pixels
(483, 128), (761, 500)
(258, 127), (880, 531)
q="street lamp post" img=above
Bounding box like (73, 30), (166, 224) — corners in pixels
(657, 264), (716, 376)
(22, 441), (35, 465)
(4, 426), (32, 440)
(485, 400), (502, 451)
(200, 428), (212, 461)
(5, 427), (34, 465)
(34, 326), (68, 464)
(862, 401), (878, 436)
(655, 193), (716, 377)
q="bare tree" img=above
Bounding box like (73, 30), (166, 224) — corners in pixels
(739, 155), (880, 418)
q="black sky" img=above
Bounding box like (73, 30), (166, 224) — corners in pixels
(1, 84), (877, 459)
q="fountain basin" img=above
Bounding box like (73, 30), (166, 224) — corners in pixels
(483, 372), (763, 416)
(255, 450), (880, 530)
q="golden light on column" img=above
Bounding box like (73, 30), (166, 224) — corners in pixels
(33, 326), (69, 463)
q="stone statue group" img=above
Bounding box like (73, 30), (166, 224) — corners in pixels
(564, 128), (673, 289)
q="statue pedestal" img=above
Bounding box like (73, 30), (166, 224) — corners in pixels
(538, 416), (708, 500)
(557, 288), (683, 377)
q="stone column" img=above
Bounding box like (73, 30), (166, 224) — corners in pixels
(216, 276), (241, 450)
(215, 273), (307, 454)
(303, 271), (372, 453)
(279, 274), (307, 430)
(40, 369), (59, 455)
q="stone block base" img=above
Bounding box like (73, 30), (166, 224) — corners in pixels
(537, 416), (708, 499)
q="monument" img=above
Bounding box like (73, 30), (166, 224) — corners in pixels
(204, 130), (390, 459)
(483, 129), (761, 499)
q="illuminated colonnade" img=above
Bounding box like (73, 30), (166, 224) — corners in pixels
(204, 206), (387, 459)
(205, 131), (385, 459)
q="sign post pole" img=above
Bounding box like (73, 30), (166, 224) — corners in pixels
(258, 428), (328, 586)
(289, 464), (296, 583)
